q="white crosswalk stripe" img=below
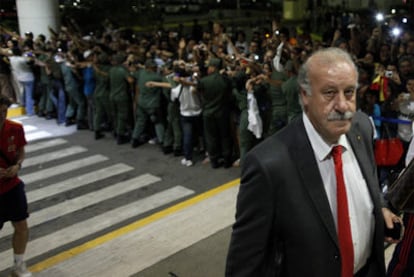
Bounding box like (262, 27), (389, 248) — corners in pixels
(25, 138), (67, 153)
(23, 125), (37, 132)
(0, 134), (195, 274)
(25, 131), (52, 141)
(20, 155), (109, 183)
(23, 146), (88, 168)
(27, 163), (133, 202)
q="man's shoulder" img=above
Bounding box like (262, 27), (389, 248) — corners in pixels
(351, 111), (372, 131)
(250, 119), (303, 156)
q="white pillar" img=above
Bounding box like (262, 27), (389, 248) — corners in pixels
(16, 0), (60, 39)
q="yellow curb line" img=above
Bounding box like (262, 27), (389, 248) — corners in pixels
(7, 107), (26, 118)
(29, 178), (240, 272)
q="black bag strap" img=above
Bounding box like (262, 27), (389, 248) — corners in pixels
(177, 84), (184, 100)
(172, 84), (184, 104)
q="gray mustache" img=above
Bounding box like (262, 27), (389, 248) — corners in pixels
(327, 111), (354, 121)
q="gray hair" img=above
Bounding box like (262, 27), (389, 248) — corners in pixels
(297, 47), (359, 96)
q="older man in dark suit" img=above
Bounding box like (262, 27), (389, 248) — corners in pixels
(226, 47), (401, 277)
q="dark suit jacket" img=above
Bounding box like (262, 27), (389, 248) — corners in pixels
(226, 112), (386, 277)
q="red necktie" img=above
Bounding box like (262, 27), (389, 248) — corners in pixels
(332, 145), (354, 277)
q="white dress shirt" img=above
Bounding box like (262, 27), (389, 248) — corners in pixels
(303, 113), (375, 273)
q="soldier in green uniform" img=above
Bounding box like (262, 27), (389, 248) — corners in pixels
(131, 59), (165, 148)
(282, 60), (302, 123)
(35, 50), (55, 118)
(267, 62), (288, 136)
(109, 53), (134, 144)
(60, 51), (88, 129)
(197, 58), (233, 168)
(92, 52), (112, 139)
(145, 62), (183, 155)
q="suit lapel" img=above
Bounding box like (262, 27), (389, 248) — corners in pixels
(290, 118), (339, 245)
(346, 119), (382, 215)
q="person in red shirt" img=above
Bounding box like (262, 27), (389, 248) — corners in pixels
(0, 94), (32, 277)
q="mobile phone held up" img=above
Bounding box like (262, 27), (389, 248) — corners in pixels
(385, 70), (393, 78)
(384, 222), (402, 240)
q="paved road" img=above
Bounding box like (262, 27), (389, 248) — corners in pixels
(0, 115), (240, 277)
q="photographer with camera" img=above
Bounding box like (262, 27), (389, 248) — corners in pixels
(146, 61), (202, 166)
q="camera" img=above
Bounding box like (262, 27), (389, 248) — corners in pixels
(402, 93), (410, 100)
(385, 70), (393, 78)
(275, 30), (280, 35)
(254, 55), (260, 61)
(384, 222), (402, 240)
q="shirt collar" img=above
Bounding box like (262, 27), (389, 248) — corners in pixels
(303, 112), (348, 161)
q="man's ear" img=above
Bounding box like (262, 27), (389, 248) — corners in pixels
(299, 88), (308, 109)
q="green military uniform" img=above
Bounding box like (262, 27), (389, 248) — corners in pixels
(267, 70), (288, 136)
(197, 58), (233, 168)
(60, 62), (87, 125)
(109, 64), (132, 143)
(94, 62), (112, 137)
(162, 73), (182, 154)
(283, 75), (302, 123)
(36, 53), (54, 117)
(131, 61), (164, 147)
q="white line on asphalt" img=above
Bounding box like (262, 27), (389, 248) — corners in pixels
(0, 186), (194, 272)
(25, 138), (67, 153)
(1, 173), (161, 237)
(35, 186), (237, 276)
(23, 125), (37, 132)
(26, 131), (52, 142)
(23, 146), (88, 168)
(20, 155), (108, 183)
(27, 163), (133, 203)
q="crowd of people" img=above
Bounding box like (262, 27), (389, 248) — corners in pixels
(0, 13), (412, 169)
(0, 7), (414, 276)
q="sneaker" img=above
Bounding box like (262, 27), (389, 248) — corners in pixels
(181, 158), (193, 167)
(148, 138), (158, 145)
(11, 262), (32, 277)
